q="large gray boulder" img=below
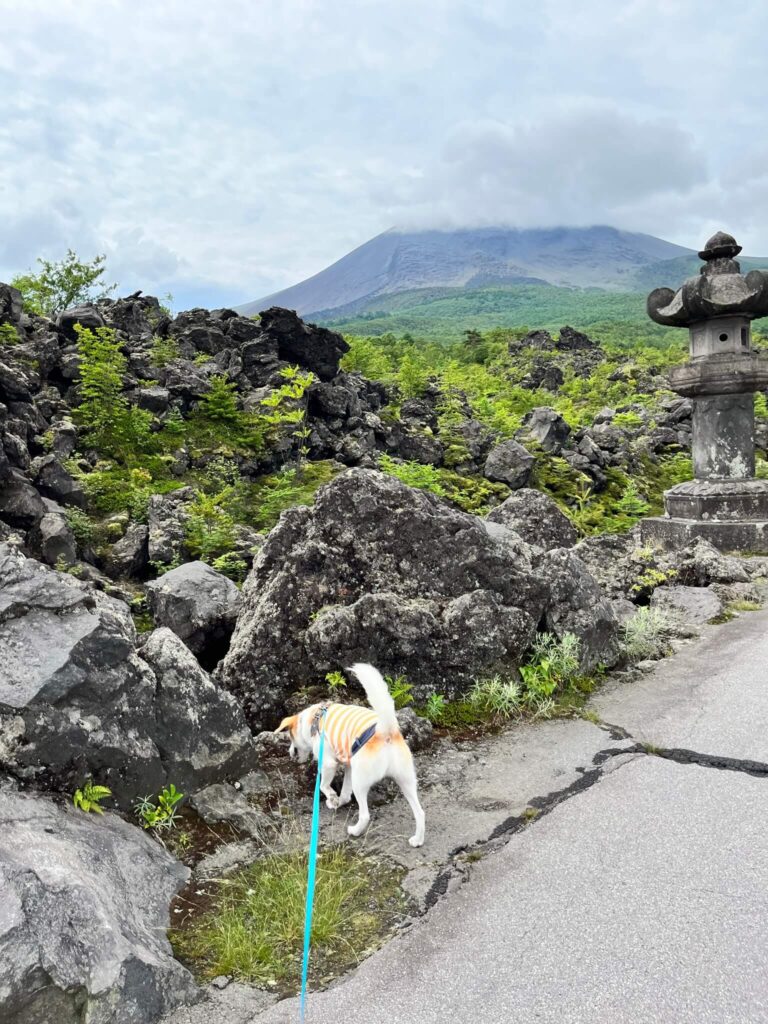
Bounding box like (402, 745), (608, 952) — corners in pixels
(650, 585), (723, 626)
(0, 786), (198, 1024)
(218, 469), (548, 730)
(678, 538), (750, 586)
(0, 470), (46, 528)
(28, 507), (77, 566)
(145, 561), (241, 661)
(487, 488), (578, 553)
(138, 627), (252, 784)
(104, 522), (149, 579)
(483, 439), (535, 488)
(0, 283), (23, 326)
(55, 303), (106, 341)
(519, 406), (571, 453)
(539, 549), (621, 672)
(259, 306), (349, 382)
(0, 545), (252, 801)
(33, 454), (87, 508)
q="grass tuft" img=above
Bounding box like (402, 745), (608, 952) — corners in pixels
(170, 844), (407, 991)
(621, 606), (675, 663)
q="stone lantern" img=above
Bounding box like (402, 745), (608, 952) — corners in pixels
(642, 231), (768, 551)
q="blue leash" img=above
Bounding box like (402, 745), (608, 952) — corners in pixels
(300, 709), (327, 1023)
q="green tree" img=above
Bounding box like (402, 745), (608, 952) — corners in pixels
(73, 324), (151, 461)
(12, 250), (116, 317)
(200, 375), (242, 425)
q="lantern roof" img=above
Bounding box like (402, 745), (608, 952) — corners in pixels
(647, 231), (768, 327)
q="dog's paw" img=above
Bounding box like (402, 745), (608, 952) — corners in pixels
(326, 794), (340, 810)
(347, 823), (366, 838)
(337, 794), (351, 807)
(408, 835), (424, 848)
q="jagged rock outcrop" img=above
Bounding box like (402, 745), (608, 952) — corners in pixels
(219, 469), (549, 730)
(259, 306), (350, 381)
(518, 406), (571, 454)
(0, 545), (252, 800)
(0, 785), (197, 1024)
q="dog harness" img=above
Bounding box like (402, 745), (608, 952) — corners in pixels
(311, 702), (378, 763)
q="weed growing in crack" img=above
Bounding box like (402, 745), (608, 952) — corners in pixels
(621, 607), (675, 663)
(727, 599), (762, 613)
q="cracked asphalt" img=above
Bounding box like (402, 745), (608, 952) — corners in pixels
(166, 607), (768, 1024)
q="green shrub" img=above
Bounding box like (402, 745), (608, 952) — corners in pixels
(73, 324), (154, 463)
(519, 632), (581, 700)
(467, 676), (523, 720)
(64, 507), (94, 546)
(325, 671), (347, 692)
(199, 375), (241, 424)
(247, 461), (339, 532)
(0, 322), (20, 345)
(422, 693), (447, 723)
(386, 675), (414, 709)
(377, 454), (508, 515)
(211, 551), (248, 582)
(149, 334), (180, 367)
(184, 488), (237, 561)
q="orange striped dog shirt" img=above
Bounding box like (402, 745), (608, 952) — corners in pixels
(311, 703), (379, 765)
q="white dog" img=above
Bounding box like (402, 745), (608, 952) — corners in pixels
(276, 663), (426, 847)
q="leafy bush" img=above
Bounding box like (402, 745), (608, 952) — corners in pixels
(422, 693), (447, 723)
(519, 632), (581, 700)
(73, 324), (154, 463)
(247, 461), (339, 532)
(386, 675), (414, 709)
(211, 551), (248, 582)
(467, 676), (522, 720)
(64, 506), (94, 546)
(199, 375), (241, 424)
(184, 488), (237, 561)
(325, 671), (347, 692)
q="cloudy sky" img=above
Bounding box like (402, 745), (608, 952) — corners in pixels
(1, 0), (767, 309)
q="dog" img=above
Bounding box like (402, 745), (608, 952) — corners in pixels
(276, 663), (426, 847)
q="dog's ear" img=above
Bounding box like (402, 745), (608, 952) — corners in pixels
(275, 715), (298, 734)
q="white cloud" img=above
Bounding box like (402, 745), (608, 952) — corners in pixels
(0, 0), (767, 307)
(384, 104), (708, 232)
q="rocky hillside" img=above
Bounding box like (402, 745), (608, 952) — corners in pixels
(4, 281), (768, 1022)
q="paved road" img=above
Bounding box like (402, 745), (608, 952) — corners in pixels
(252, 608), (768, 1024)
(166, 608), (768, 1024)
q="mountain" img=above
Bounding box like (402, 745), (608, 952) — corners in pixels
(237, 225), (697, 319)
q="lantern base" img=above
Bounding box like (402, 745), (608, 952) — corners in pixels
(641, 515), (768, 554)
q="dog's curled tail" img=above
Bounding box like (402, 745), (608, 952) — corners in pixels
(348, 663), (399, 735)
